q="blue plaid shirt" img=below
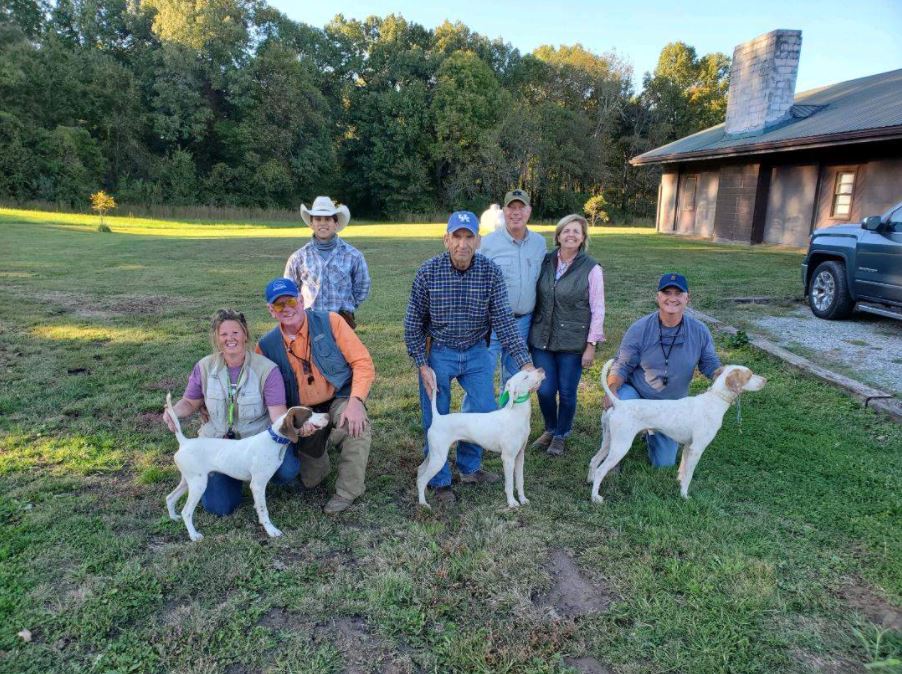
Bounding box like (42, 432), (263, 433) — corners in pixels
(284, 237), (371, 313)
(404, 252), (531, 368)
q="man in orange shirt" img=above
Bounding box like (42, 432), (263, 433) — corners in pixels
(257, 277), (375, 514)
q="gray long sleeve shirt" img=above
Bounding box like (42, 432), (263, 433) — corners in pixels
(478, 228), (547, 315)
(611, 311), (721, 400)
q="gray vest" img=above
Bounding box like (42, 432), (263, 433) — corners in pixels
(529, 251), (597, 353)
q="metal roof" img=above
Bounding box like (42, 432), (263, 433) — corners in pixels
(631, 68), (902, 165)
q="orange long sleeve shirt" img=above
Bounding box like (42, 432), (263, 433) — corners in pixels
(256, 313), (375, 406)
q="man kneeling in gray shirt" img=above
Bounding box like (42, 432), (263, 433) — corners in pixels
(603, 272), (721, 467)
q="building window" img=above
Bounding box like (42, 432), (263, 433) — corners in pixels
(831, 171), (855, 218)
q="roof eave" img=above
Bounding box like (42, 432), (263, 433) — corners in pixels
(630, 125), (902, 166)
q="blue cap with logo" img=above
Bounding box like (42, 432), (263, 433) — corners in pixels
(264, 277), (300, 304)
(657, 272), (689, 292)
(446, 210), (479, 235)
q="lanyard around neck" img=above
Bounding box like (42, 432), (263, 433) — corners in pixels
(658, 317), (684, 386)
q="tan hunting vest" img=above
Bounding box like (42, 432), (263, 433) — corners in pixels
(197, 351), (278, 439)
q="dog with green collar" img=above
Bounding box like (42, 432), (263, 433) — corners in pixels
(417, 367), (545, 509)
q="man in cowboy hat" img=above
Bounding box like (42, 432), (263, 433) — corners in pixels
(284, 196), (371, 328)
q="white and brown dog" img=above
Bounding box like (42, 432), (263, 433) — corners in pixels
(417, 367), (545, 509)
(164, 393), (329, 541)
(588, 359), (766, 503)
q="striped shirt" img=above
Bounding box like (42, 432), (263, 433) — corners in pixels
(404, 252), (531, 368)
(284, 237), (371, 313)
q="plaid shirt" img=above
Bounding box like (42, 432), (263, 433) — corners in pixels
(283, 237), (371, 313)
(404, 252), (531, 368)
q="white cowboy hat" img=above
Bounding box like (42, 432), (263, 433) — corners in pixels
(299, 196), (351, 232)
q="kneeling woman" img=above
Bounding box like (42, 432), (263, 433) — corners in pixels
(528, 214), (606, 455)
(162, 309), (291, 515)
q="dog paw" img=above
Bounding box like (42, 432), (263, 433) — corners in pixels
(189, 532), (204, 542)
(591, 494), (604, 504)
(266, 527), (284, 537)
(418, 502), (432, 510)
(519, 497), (530, 506)
(506, 501), (520, 509)
(168, 512), (180, 522)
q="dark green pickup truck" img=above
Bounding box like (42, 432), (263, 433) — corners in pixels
(801, 200), (902, 320)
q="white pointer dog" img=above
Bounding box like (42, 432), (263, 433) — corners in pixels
(417, 367), (545, 509)
(164, 393), (329, 541)
(588, 359), (766, 503)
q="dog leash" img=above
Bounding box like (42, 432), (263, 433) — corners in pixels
(735, 396), (743, 434)
(497, 391), (531, 407)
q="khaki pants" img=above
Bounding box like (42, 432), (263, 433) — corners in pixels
(297, 398), (371, 500)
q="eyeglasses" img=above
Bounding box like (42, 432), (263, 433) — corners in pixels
(271, 297), (299, 312)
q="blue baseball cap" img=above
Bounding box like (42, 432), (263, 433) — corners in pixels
(657, 272), (689, 292)
(264, 277), (300, 304)
(446, 210), (479, 235)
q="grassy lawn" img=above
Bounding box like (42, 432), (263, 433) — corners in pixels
(1, 208), (899, 673)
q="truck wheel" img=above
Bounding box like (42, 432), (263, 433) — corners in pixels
(808, 261), (855, 319)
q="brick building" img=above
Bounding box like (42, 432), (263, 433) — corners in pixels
(632, 30), (902, 247)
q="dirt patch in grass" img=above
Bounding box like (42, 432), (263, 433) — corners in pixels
(259, 607), (306, 631)
(312, 617), (413, 674)
(148, 377), (182, 392)
(24, 290), (185, 319)
(564, 656), (614, 674)
(536, 549), (616, 619)
(791, 648), (866, 673)
(839, 580), (902, 632)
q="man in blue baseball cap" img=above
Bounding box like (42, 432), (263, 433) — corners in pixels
(602, 272), (721, 467)
(257, 276), (375, 514)
(403, 211), (537, 503)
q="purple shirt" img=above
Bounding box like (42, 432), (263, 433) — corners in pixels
(185, 363), (286, 407)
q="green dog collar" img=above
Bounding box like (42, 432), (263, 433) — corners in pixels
(497, 391), (531, 407)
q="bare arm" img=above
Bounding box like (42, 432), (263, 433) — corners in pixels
(162, 397), (204, 432)
(603, 373), (624, 410)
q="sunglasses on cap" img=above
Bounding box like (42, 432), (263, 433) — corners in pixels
(271, 297), (299, 311)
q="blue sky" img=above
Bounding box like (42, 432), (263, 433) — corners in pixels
(269, 0), (901, 93)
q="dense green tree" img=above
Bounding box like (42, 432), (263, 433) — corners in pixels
(0, 4), (725, 219)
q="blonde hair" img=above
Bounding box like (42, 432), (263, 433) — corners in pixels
(554, 214), (589, 251)
(209, 308), (251, 353)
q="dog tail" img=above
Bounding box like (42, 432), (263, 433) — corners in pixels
(425, 367), (439, 418)
(600, 359), (619, 407)
(165, 392), (187, 443)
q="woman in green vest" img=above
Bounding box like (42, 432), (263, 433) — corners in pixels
(528, 215), (606, 456)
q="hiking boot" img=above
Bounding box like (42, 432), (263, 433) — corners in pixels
(459, 469), (501, 484)
(529, 431), (553, 451)
(432, 485), (456, 504)
(323, 494), (354, 514)
(547, 436), (566, 456)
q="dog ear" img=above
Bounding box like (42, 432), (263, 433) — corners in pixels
(724, 369), (752, 394)
(712, 366), (725, 380)
(279, 407), (311, 442)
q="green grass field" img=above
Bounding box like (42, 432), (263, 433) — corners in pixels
(1, 208), (899, 673)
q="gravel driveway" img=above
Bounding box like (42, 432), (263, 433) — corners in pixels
(753, 308), (901, 395)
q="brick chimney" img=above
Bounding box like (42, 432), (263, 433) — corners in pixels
(725, 30), (802, 136)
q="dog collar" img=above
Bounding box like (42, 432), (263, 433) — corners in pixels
(267, 428), (292, 445)
(497, 391), (531, 407)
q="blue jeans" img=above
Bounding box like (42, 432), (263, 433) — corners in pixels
(617, 383), (679, 467)
(201, 445), (300, 516)
(487, 313), (532, 391)
(531, 348), (583, 439)
(419, 343), (496, 488)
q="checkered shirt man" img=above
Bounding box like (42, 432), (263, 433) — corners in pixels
(403, 252), (530, 367)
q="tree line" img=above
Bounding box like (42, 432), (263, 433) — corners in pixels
(0, 1), (730, 219)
